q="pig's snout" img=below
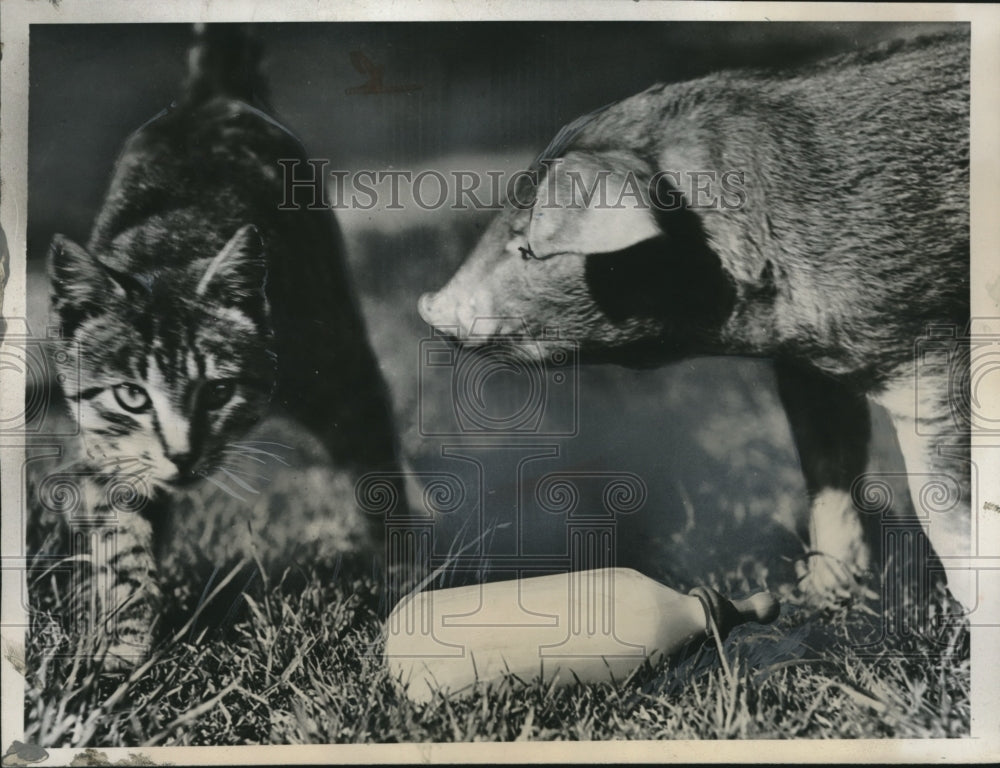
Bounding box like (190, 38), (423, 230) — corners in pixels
(418, 291), (439, 326)
(419, 283), (496, 338)
(419, 288), (465, 334)
(420, 287), (466, 333)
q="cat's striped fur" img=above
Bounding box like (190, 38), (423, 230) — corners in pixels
(47, 25), (402, 669)
(68, 471), (162, 668)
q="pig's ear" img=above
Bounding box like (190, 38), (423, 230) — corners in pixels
(529, 151), (662, 258)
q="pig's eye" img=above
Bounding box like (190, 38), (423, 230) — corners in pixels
(519, 246), (537, 261)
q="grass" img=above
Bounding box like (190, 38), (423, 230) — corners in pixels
(23, 538), (970, 746)
(18, 363), (971, 746)
(19, 398), (971, 746)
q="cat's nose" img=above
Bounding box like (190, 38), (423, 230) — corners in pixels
(167, 451), (196, 475)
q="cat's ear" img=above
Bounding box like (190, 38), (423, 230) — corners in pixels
(48, 236), (127, 329)
(196, 224), (268, 318)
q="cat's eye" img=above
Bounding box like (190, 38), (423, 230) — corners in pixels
(113, 383), (151, 413)
(203, 380), (236, 410)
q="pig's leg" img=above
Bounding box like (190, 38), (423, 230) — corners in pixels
(774, 361), (875, 599)
(874, 368), (972, 612)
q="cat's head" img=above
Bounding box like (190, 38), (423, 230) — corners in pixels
(48, 224), (277, 489)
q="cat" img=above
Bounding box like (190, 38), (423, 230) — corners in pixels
(45, 24), (403, 669)
(419, 31), (972, 611)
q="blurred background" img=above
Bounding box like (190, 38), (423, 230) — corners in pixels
(26, 21), (956, 591)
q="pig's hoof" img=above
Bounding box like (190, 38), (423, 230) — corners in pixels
(795, 552), (877, 605)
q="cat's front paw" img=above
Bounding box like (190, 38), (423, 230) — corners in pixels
(100, 641), (153, 673)
(95, 593), (160, 672)
(90, 520), (162, 673)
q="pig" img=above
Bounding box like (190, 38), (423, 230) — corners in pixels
(419, 31), (973, 611)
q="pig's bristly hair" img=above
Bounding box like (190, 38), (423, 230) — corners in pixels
(515, 101), (616, 220)
(531, 101), (616, 170)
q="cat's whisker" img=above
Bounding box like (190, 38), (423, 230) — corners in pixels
(225, 446), (291, 463)
(220, 452), (266, 465)
(96, 456), (147, 473)
(149, 478), (173, 494)
(198, 472), (248, 503)
(224, 443), (292, 466)
(217, 467), (261, 495)
(218, 463), (271, 482)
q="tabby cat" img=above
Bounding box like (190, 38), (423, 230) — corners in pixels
(46, 25), (402, 669)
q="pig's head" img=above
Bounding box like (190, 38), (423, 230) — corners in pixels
(418, 149), (736, 366)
